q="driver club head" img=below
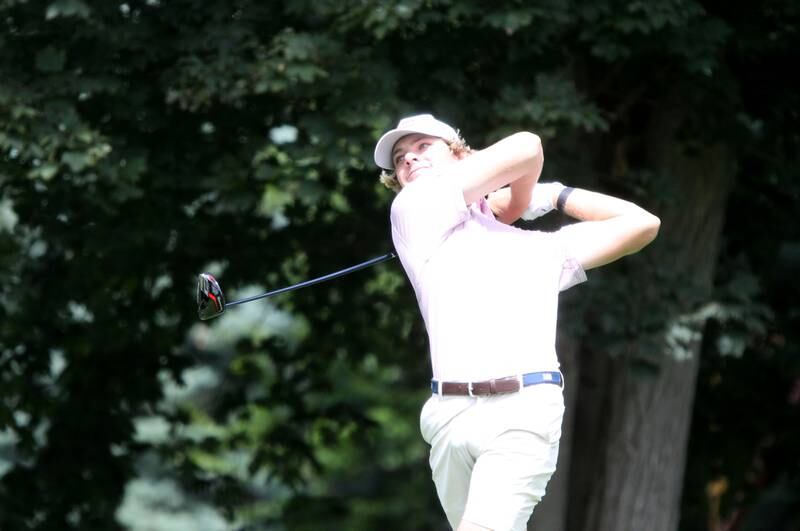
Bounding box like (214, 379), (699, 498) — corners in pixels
(197, 273), (226, 320)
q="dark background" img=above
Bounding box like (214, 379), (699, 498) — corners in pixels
(0, 1), (798, 530)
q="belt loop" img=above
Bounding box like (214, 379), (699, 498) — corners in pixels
(468, 381), (474, 397)
(517, 373), (524, 390)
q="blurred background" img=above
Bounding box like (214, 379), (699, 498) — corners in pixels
(0, 1), (798, 530)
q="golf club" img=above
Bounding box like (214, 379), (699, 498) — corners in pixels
(197, 252), (397, 320)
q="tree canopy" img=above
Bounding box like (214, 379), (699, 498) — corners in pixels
(1, 1), (797, 530)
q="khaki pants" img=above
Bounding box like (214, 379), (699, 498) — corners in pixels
(420, 383), (564, 530)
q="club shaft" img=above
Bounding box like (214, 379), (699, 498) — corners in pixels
(226, 252), (397, 307)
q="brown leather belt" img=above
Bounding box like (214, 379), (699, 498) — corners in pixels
(431, 371), (563, 396)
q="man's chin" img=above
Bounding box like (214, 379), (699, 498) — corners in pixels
(410, 168), (433, 180)
(401, 168), (435, 187)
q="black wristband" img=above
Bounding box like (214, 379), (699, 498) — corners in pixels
(556, 186), (574, 211)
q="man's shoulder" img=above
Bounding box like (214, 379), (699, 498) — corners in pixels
(389, 186), (408, 218)
(390, 175), (437, 213)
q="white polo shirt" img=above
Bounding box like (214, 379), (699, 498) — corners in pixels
(390, 174), (586, 382)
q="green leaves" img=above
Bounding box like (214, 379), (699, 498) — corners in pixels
(61, 150), (90, 172)
(0, 0), (797, 529)
(0, 197), (18, 233)
(577, 0), (729, 66)
(34, 46), (66, 73)
(492, 74), (609, 140)
(45, 0), (90, 20)
(164, 27), (337, 111)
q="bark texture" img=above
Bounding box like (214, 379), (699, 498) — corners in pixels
(568, 105), (734, 531)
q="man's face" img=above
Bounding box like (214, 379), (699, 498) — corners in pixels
(392, 133), (460, 188)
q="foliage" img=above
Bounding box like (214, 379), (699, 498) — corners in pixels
(679, 47), (800, 527)
(0, 0), (797, 530)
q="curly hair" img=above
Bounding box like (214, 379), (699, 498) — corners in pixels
(378, 136), (472, 193)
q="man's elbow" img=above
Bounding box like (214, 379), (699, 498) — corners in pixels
(511, 131), (543, 163)
(636, 213), (661, 249)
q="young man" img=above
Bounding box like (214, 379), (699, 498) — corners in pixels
(374, 114), (660, 531)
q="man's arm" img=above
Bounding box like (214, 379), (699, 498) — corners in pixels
(556, 188), (661, 270)
(445, 132), (543, 223)
(487, 181), (565, 223)
(485, 187), (518, 223)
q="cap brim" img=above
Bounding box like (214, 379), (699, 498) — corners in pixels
(374, 129), (420, 170)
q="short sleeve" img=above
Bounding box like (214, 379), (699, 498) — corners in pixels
(559, 256), (587, 291)
(390, 175), (469, 269)
(548, 228), (588, 292)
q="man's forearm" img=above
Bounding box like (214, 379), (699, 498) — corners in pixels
(458, 132), (543, 208)
(486, 178), (535, 223)
(492, 172), (538, 223)
(555, 187), (661, 269)
(555, 187), (654, 222)
(482, 136), (543, 224)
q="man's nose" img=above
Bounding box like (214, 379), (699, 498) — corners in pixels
(403, 151), (418, 164)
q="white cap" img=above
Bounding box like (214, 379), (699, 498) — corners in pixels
(373, 114), (459, 170)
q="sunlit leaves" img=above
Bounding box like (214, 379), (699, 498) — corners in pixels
(44, 0), (90, 20)
(258, 185), (295, 229)
(484, 7), (542, 34)
(0, 196), (18, 233)
(0, 0), (796, 529)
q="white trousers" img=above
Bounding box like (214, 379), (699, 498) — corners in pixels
(420, 383), (564, 531)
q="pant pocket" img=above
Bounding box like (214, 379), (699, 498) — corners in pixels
(420, 395), (472, 445)
(419, 395), (438, 444)
(503, 386), (565, 445)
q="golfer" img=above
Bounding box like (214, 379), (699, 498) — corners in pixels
(374, 114), (660, 531)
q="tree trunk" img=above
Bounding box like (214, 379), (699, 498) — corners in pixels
(568, 106), (734, 531)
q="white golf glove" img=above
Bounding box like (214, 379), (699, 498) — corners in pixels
(520, 181), (566, 220)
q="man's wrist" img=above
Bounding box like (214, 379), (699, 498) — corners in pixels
(520, 181), (566, 221)
(548, 182), (566, 209)
(556, 186), (575, 211)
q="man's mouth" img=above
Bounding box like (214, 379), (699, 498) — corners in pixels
(409, 165), (430, 178)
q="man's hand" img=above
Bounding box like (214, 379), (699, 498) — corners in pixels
(520, 181), (566, 220)
(487, 181), (565, 222)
